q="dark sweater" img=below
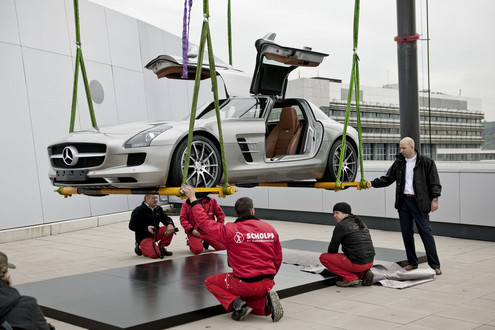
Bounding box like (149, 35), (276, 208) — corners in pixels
(327, 215), (375, 264)
(129, 202), (175, 244)
(0, 281), (52, 329)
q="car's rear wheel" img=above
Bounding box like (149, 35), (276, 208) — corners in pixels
(321, 139), (358, 183)
(167, 135), (222, 188)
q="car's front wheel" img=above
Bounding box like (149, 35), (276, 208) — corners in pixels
(167, 135), (222, 188)
(321, 139), (358, 183)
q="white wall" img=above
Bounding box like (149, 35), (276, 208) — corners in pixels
(214, 164), (495, 228)
(0, 0), (218, 230)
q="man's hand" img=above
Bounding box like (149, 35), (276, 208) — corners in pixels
(181, 185), (197, 202)
(431, 200), (439, 212)
(192, 229), (201, 237)
(147, 225), (155, 234)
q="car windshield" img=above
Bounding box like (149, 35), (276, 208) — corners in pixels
(197, 98), (267, 120)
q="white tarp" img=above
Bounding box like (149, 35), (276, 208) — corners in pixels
(282, 248), (436, 289)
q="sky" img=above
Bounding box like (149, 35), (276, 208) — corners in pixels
(89, 0), (495, 121)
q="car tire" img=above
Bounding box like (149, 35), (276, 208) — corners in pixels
(167, 135), (222, 188)
(321, 139), (358, 183)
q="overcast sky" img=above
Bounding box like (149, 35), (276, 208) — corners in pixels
(89, 0), (495, 121)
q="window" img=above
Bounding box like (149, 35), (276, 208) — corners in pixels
(267, 105), (304, 124)
(387, 143), (398, 160)
(363, 143), (372, 160)
(422, 144), (431, 158)
(197, 98), (267, 120)
(375, 143), (386, 160)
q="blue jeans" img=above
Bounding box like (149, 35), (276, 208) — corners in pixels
(398, 196), (440, 269)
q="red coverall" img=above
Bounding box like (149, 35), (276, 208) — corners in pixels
(180, 197), (226, 254)
(190, 201), (282, 316)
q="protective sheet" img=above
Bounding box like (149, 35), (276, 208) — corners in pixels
(282, 248), (436, 289)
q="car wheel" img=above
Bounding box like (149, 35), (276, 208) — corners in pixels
(167, 135), (222, 188)
(321, 139), (358, 183)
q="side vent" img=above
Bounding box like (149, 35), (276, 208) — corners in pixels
(236, 138), (253, 162)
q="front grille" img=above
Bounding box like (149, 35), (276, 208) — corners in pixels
(52, 157), (105, 169)
(49, 143), (106, 169)
(127, 153), (146, 166)
(51, 143), (106, 154)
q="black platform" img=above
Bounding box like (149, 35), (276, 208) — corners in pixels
(16, 240), (425, 330)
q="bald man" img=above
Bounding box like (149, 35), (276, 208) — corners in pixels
(370, 137), (442, 275)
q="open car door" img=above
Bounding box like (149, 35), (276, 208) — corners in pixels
(145, 54), (251, 97)
(249, 34), (328, 98)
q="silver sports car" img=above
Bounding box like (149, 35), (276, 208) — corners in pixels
(48, 35), (359, 189)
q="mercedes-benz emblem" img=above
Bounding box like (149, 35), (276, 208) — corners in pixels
(62, 146), (79, 166)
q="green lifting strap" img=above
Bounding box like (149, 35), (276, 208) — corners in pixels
(181, 0), (230, 194)
(69, 0), (98, 133)
(227, 0), (233, 65)
(335, 0), (366, 190)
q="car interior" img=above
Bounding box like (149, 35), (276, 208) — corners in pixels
(265, 102), (307, 158)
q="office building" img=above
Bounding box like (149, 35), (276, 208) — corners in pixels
(286, 78), (492, 161)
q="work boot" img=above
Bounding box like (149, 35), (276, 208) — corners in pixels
(159, 245), (173, 257)
(265, 290), (284, 322)
(231, 297), (252, 321)
(134, 242), (142, 256)
(336, 279), (360, 287)
(361, 269), (374, 286)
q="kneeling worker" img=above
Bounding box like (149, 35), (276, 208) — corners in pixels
(320, 202), (375, 287)
(181, 185), (284, 322)
(180, 193), (226, 254)
(129, 194), (177, 258)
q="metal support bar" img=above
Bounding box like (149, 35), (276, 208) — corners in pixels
(252, 181), (370, 191)
(56, 186), (236, 198)
(55, 180), (371, 198)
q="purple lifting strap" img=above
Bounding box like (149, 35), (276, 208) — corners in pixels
(182, 0), (193, 79)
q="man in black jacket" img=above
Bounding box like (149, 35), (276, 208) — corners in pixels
(370, 137), (442, 275)
(129, 194), (177, 258)
(0, 251), (55, 330)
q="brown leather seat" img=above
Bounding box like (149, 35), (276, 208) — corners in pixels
(265, 107), (303, 158)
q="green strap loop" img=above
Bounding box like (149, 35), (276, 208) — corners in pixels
(70, 0), (98, 133)
(182, 18), (209, 186)
(335, 0), (365, 189)
(182, 0), (229, 188)
(206, 28), (229, 184)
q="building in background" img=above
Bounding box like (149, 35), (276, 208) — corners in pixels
(286, 77), (493, 161)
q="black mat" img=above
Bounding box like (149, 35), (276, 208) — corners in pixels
(16, 240), (425, 330)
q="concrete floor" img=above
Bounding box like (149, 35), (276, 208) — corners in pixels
(1, 213), (495, 330)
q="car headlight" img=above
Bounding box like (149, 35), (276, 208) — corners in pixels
(125, 124), (172, 148)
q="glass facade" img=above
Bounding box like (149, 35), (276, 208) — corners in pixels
(320, 100), (485, 161)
